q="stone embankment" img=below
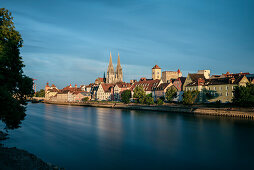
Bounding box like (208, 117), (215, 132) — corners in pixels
(44, 101), (254, 119)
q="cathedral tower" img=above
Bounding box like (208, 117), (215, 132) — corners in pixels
(106, 52), (115, 83)
(115, 52), (123, 82)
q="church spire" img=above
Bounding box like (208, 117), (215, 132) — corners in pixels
(117, 52), (121, 67)
(115, 52), (123, 82)
(106, 51), (115, 83)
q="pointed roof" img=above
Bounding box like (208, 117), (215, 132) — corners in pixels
(51, 84), (56, 87)
(152, 65), (161, 69)
(116, 52), (122, 73)
(45, 82), (50, 87)
(107, 52), (114, 73)
(177, 69), (181, 73)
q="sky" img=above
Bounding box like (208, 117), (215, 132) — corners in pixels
(1, 0), (254, 89)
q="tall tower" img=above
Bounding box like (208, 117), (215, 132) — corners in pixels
(152, 65), (161, 80)
(115, 52), (123, 82)
(106, 52), (115, 83)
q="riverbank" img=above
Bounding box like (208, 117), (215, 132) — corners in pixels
(0, 131), (63, 170)
(44, 101), (254, 119)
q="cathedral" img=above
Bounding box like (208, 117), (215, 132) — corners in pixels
(106, 52), (123, 84)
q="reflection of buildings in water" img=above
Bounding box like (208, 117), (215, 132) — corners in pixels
(95, 108), (124, 148)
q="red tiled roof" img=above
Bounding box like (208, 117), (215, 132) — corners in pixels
(152, 65), (161, 69)
(51, 84), (56, 87)
(115, 82), (131, 88)
(101, 83), (114, 93)
(130, 79), (160, 91)
(153, 83), (171, 91)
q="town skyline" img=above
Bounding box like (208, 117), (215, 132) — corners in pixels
(2, 0), (254, 89)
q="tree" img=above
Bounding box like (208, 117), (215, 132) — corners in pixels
(35, 89), (45, 97)
(82, 97), (89, 102)
(182, 90), (200, 105)
(144, 95), (154, 105)
(133, 86), (146, 103)
(156, 98), (164, 105)
(0, 8), (34, 129)
(121, 90), (131, 104)
(165, 86), (177, 102)
(233, 84), (254, 107)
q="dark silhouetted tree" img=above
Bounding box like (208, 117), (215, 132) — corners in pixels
(0, 8), (34, 129)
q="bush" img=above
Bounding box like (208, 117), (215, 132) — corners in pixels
(233, 84), (254, 107)
(35, 89), (45, 97)
(82, 97), (89, 102)
(144, 96), (154, 105)
(182, 90), (199, 105)
(121, 90), (131, 104)
(165, 86), (177, 102)
(133, 86), (146, 103)
(157, 98), (164, 105)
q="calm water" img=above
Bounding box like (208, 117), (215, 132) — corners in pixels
(2, 103), (254, 170)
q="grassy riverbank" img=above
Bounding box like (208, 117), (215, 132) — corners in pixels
(43, 101), (254, 119)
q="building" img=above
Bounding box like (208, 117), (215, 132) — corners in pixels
(162, 69), (182, 83)
(197, 70), (210, 79)
(152, 83), (173, 99)
(106, 52), (123, 84)
(183, 72), (207, 90)
(114, 82), (132, 101)
(184, 73), (250, 103)
(246, 74), (254, 84)
(130, 78), (162, 96)
(152, 65), (161, 80)
(73, 91), (91, 102)
(96, 83), (114, 101)
(172, 77), (186, 91)
(45, 83), (59, 100)
(95, 77), (106, 84)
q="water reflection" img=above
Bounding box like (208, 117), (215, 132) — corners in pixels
(3, 103), (254, 170)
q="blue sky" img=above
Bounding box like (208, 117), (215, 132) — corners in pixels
(2, 0), (254, 89)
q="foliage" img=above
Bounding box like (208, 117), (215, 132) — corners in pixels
(82, 97), (89, 102)
(165, 86), (177, 101)
(133, 86), (146, 103)
(159, 96), (165, 101)
(144, 96), (154, 105)
(35, 89), (45, 97)
(156, 98), (164, 105)
(199, 89), (218, 103)
(232, 84), (254, 107)
(182, 90), (200, 105)
(121, 90), (131, 104)
(0, 8), (34, 129)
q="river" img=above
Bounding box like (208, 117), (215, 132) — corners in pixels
(2, 103), (254, 170)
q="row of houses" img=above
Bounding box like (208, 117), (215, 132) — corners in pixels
(45, 65), (254, 103)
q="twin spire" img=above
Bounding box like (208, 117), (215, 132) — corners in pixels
(106, 51), (123, 83)
(108, 51), (121, 72)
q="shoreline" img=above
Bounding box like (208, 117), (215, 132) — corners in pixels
(0, 131), (63, 170)
(43, 101), (254, 119)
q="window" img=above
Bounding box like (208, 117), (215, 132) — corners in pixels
(226, 92), (228, 96)
(214, 87), (216, 90)
(226, 86), (228, 90)
(219, 86), (222, 90)
(232, 86), (235, 90)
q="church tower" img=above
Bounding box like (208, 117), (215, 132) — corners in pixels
(106, 52), (115, 83)
(115, 52), (123, 82)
